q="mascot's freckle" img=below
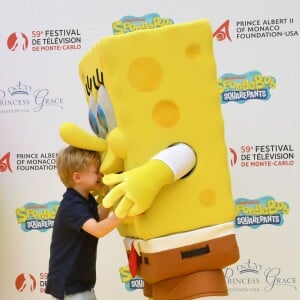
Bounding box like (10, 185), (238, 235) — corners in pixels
(60, 19), (240, 300)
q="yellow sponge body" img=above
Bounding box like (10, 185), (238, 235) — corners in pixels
(79, 19), (235, 240)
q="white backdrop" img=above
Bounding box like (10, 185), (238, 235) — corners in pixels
(1, 0), (299, 299)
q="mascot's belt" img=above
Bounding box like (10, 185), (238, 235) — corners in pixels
(124, 222), (234, 255)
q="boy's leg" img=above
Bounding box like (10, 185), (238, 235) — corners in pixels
(64, 289), (97, 300)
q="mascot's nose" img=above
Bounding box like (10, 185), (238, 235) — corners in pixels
(59, 122), (107, 151)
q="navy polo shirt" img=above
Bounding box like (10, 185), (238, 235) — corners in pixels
(45, 188), (100, 300)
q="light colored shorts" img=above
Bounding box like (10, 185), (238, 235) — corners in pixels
(51, 289), (97, 300)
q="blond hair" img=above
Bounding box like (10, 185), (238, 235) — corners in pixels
(56, 146), (101, 187)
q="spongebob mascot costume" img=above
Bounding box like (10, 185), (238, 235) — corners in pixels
(60, 19), (240, 300)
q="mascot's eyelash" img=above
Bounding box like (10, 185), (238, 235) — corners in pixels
(85, 69), (105, 96)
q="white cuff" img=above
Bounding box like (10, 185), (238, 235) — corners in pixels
(151, 143), (196, 181)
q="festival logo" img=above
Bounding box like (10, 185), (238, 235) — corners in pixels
(6, 28), (82, 52)
(119, 265), (144, 291)
(16, 201), (60, 232)
(235, 196), (290, 228)
(232, 144), (295, 168)
(7, 32), (29, 51)
(0, 152), (13, 173)
(15, 273), (37, 292)
(0, 81), (64, 114)
(112, 13), (173, 35)
(39, 272), (48, 293)
(15, 272), (48, 294)
(218, 71), (276, 104)
(229, 147), (238, 167)
(225, 259), (297, 294)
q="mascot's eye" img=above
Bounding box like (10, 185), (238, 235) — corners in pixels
(97, 104), (108, 133)
(89, 108), (99, 135)
(97, 85), (116, 131)
(88, 85), (116, 139)
(88, 95), (107, 138)
(88, 108), (106, 138)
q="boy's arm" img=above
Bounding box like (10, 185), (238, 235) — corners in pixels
(98, 205), (110, 220)
(82, 214), (122, 238)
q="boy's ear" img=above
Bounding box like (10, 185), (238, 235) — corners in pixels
(72, 172), (81, 183)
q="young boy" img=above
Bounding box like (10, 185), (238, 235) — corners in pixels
(45, 146), (122, 300)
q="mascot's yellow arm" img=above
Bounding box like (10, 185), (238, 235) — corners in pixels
(102, 159), (174, 218)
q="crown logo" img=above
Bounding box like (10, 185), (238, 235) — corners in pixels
(236, 259), (262, 274)
(8, 81), (31, 96)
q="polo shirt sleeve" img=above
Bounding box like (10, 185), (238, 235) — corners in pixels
(65, 199), (94, 233)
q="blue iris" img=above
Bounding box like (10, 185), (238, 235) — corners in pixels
(89, 108), (100, 136)
(97, 104), (108, 133)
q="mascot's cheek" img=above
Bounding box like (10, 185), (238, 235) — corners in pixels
(107, 128), (127, 159)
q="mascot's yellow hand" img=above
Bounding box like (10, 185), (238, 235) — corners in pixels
(102, 159), (174, 218)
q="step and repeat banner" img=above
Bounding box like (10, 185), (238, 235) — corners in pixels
(1, 0), (299, 299)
